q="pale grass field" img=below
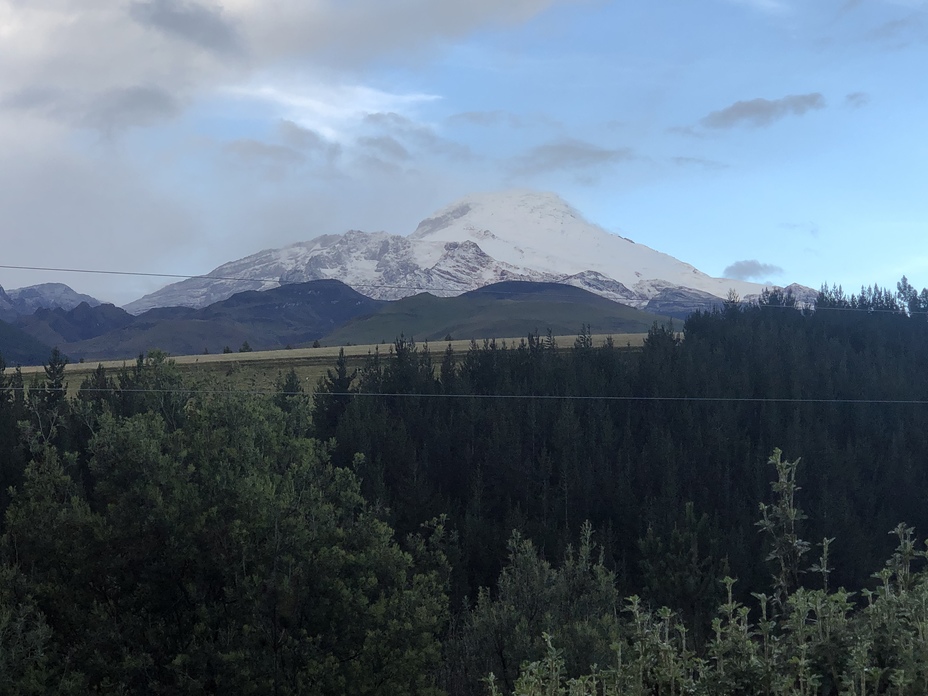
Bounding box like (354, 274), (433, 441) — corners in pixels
(18, 334), (647, 396)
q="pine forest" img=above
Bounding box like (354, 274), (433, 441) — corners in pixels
(4, 280), (928, 694)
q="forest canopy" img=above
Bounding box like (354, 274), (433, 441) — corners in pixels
(3, 278), (928, 694)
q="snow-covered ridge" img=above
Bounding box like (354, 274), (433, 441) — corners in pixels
(123, 190), (791, 315)
(1, 283), (100, 315)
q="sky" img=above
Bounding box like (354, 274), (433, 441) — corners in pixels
(0, 0), (926, 305)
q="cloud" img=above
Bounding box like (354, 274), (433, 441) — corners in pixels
(723, 260), (785, 280)
(838, 0), (863, 14)
(2, 84), (181, 133)
(446, 110), (524, 128)
(511, 138), (634, 177)
(278, 120), (324, 149)
(845, 92), (870, 108)
(277, 120), (342, 163)
(222, 139), (307, 181)
(234, 0), (572, 68)
(224, 139), (305, 165)
(779, 221), (820, 237)
(232, 82), (439, 142)
(0, 1), (567, 134)
(84, 85), (182, 132)
(357, 135), (411, 162)
(666, 125), (704, 139)
(701, 93), (826, 129)
(363, 111), (470, 160)
(865, 15), (923, 44)
(0, 121), (202, 304)
(129, 0), (243, 55)
(725, 0), (791, 14)
(672, 156), (728, 170)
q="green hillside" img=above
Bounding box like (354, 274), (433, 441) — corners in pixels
(57, 280), (384, 361)
(322, 281), (669, 345)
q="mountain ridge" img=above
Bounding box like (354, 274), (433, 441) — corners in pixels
(57, 280), (384, 361)
(12, 279), (671, 363)
(123, 190), (808, 315)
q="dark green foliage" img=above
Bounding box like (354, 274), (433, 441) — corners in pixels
(322, 281), (668, 345)
(8, 273), (928, 694)
(637, 502), (726, 649)
(447, 523), (622, 695)
(492, 476), (928, 696)
(41, 347), (68, 409)
(0, 395), (448, 694)
(0, 564), (58, 695)
(312, 346), (357, 443)
(0, 359), (28, 516)
(756, 449), (810, 610)
(105, 351), (190, 430)
(313, 297), (928, 613)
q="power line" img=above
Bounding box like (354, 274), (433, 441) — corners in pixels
(0, 263), (652, 303)
(1, 263), (924, 315)
(9, 384), (928, 405)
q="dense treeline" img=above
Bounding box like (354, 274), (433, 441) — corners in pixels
(0, 354), (447, 694)
(3, 278), (928, 693)
(314, 285), (928, 611)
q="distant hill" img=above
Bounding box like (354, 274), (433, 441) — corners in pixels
(322, 281), (669, 345)
(15, 302), (135, 346)
(58, 280), (384, 361)
(0, 320), (54, 366)
(12, 279), (663, 362)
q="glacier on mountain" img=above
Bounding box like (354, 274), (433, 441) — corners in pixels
(123, 190), (796, 315)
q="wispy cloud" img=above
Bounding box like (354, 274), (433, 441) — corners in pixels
(724, 259), (785, 280)
(227, 81), (439, 141)
(865, 15), (923, 44)
(845, 92), (870, 108)
(277, 120), (341, 161)
(223, 139), (306, 181)
(129, 0), (244, 56)
(446, 110), (524, 128)
(666, 125), (704, 139)
(511, 138), (634, 177)
(838, 0), (863, 14)
(701, 93), (826, 129)
(2, 85), (181, 134)
(364, 112), (470, 160)
(672, 156), (728, 170)
(779, 221), (820, 238)
(357, 135), (411, 162)
(725, 0), (791, 14)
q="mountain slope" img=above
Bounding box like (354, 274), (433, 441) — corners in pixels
(15, 302), (135, 346)
(0, 320), (54, 366)
(63, 280), (384, 361)
(407, 191), (761, 301)
(322, 281), (670, 346)
(123, 190), (785, 314)
(6, 283), (101, 314)
(0, 287), (16, 323)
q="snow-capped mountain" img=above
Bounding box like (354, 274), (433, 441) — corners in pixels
(123, 190), (797, 315)
(0, 283), (100, 318)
